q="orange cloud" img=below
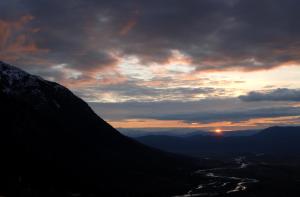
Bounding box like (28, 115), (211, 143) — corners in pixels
(120, 19), (137, 36)
(0, 15), (47, 61)
(119, 10), (139, 36)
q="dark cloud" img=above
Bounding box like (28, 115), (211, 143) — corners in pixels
(88, 98), (298, 121)
(239, 88), (300, 102)
(0, 14), (48, 63)
(78, 80), (219, 102)
(0, 0), (120, 71)
(89, 99), (240, 120)
(69, 51), (119, 71)
(140, 106), (300, 123)
(1, 0), (300, 73)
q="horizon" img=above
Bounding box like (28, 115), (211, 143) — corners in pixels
(116, 125), (297, 135)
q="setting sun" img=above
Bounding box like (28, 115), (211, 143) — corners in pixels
(214, 129), (222, 134)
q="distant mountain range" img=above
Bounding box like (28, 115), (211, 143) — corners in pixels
(0, 61), (196, 196)
(119, 128), (259, 137)
(136, 126), (300, 157)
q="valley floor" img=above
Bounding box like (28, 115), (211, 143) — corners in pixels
(175, 154), (300, 197)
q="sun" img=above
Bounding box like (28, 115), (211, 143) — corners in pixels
(214, 129), (222, 134)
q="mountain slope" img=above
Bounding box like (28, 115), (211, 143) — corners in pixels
(0, 61), (196, 196)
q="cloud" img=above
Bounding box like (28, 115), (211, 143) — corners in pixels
(88, 98), (296, 120)
(239, 88), (300, 102)
(119, 9), (139, 36)
(68, 51), (119, 72)
(2, 0), (300, 74)
(1, 1), (300, 130)
(149, 107), (300, 123)
(77, 80), (220, 102)
(0, 15), (47, 62)
(0, 0), (120, 73)
(88, 99), (300, 129)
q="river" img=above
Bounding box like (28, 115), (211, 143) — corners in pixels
(174, 156), (259, 197)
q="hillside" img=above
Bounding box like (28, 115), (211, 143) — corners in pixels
(0, 61), (196, 196)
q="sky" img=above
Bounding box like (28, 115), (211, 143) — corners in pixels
(1, 0), (300, 131)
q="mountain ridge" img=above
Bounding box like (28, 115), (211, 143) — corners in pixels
(136, 126), (300, 157)
(0, 61), (196, 196)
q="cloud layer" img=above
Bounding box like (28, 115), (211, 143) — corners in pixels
(2, 0), (300, 74)
(240, 88), (300, 102)
(89, 99), (300, 129)
(89, 98), (300, 122)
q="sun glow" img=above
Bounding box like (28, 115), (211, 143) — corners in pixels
(214, 129), (222, 134)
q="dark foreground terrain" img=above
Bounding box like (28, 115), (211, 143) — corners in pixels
(136, 127), (300, 196)
(174, 154), (300, 197)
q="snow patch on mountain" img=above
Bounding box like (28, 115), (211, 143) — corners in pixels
(0, 61), (68, 109)
(0, 61), (66, 93)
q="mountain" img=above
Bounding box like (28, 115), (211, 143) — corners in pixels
(0, 61), (197, 196)
(220, 129), (259, 137)
(136, 126), (300, 157)
(118, 128), (209, 137)
(180, 129), (259, 137)
(119, 128), (259, 138)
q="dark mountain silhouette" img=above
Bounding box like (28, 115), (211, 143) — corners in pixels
(120, 128), (259, 138)
(119, 128), (209, 137)
(179, 129), (259, 137)
(136, 126), (300, 157)
(219, 129), (259, 137)
(0, 61), (197, 197)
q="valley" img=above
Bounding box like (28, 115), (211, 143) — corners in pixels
(175, 154), (300, 197)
